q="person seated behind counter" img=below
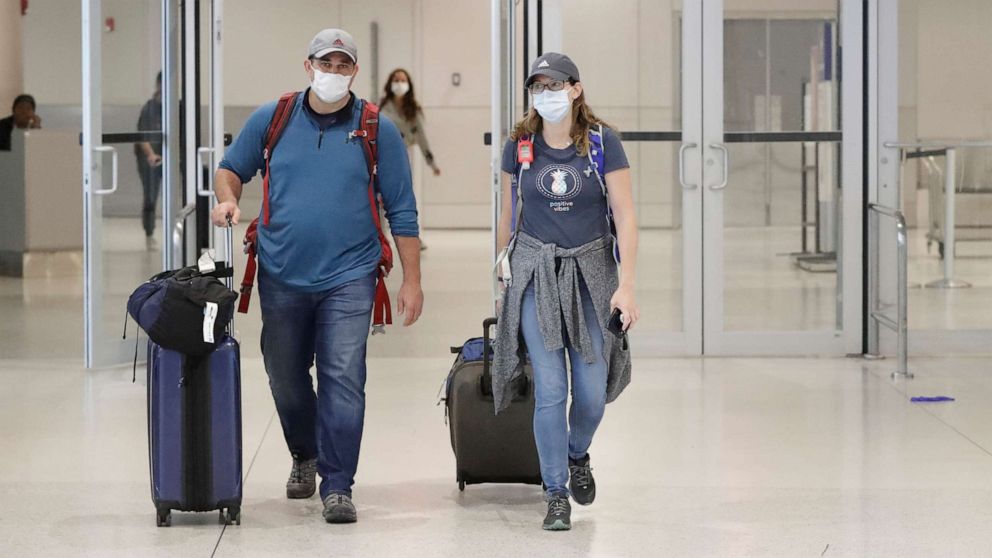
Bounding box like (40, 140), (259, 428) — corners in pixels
(0, 95), (42, 151)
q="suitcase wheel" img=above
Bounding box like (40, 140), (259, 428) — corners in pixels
(458, 480), (465, 492)
(220, 506), (241, 526)
(156, 510), (171, 528)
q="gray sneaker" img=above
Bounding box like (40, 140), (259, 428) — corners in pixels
(286, 458), (317, 499)
(322, 493), (358, 524)
(542, 495), (571, 531)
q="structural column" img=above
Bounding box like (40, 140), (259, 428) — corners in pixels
(0, 0), (24, 114)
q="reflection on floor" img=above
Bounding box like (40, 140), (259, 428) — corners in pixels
(1, 221), (992, 556)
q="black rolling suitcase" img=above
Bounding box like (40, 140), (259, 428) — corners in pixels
(444, 318), (541, 490)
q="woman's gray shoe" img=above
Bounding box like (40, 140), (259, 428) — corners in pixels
(322, 493), (358, 524)
(542, 496), (571, 531)
(286, 458), (317, 499)
(569, 454), (596, 506)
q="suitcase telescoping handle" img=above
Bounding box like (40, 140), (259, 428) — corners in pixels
(481, 317), (497, 384)
(225, 215), (235, 333)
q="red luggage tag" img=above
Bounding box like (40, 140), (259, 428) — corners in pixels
(517, 137), (534, 170)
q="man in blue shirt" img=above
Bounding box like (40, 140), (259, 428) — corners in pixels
(211, 28), (423, 524)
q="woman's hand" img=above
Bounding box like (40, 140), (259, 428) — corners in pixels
(609, 284), (640, 331)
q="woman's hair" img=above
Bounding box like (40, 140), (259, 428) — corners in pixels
(380, 68), (422, 123)
(509, 81), (613, 157)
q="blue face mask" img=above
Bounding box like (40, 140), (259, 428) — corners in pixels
(532, 88), (572, 123)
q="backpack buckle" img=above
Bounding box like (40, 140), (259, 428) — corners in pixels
(349, 129), (368, 141)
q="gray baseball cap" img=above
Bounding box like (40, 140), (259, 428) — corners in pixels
(309, 28), (358, 63)
(525, 52), (580, 86)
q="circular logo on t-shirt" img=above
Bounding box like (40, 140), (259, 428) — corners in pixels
(535, 164), (583, 200)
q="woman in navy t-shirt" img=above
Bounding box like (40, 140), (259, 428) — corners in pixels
(493, 52), (640, 531)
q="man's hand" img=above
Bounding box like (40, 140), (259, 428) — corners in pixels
(396, 280), (424, 327)
(146, 153), (163, 167)
(29, 115), (41, 129)
(211, 201), (240, 226)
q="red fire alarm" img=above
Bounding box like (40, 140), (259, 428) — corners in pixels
(105, 17), (115, 32)
(21, 0), (28, 16)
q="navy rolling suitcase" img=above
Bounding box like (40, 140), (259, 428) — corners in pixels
(147, 223), (242, 527)
(148, 336), (243, 526)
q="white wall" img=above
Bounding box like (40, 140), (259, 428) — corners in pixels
(0, 0), (24, 116)
(914, 0), (992, 140)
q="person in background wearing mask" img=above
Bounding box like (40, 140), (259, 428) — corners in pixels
(379, 69), (439, 250)
(0, 94), (42, 151)
(492, 53), (638, 531)
(210, 28), (424, 524)
(135, 72), (163, 250)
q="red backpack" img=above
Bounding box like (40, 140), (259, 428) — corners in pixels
(237, 92), (394, 332)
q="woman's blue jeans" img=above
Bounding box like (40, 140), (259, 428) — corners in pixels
(519, 281), (608, 498)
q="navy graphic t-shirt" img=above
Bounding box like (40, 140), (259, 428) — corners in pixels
(501, 127), (629, 249)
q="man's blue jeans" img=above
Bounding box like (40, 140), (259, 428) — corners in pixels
(519, 281), (608, 498)
(258, 269), (375, 499)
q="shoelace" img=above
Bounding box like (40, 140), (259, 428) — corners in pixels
(326, 494), (349, 507)
(289, 460), (316, 484)
(570, 464), (592, 487)
(549, 499), (569, 516)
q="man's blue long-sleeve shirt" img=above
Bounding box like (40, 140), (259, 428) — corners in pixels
(220, 91), (419, 292)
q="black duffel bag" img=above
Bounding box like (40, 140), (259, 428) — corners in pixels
(127, 264), (238, 356)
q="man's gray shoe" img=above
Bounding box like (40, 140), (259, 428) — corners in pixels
(542, 495), (571, 531)
(322, 493), (358, 524)
(569, 454), (596, 506)
(286, 458), (317, 499)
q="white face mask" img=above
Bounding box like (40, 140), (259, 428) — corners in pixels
(391, 81), (410, 96)
(532, 88), (572, 123)
(311, 66), (352, 103)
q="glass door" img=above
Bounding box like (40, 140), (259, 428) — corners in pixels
(82, 0), (176, 367)
(522, 0), (703, 355)
(874, 0), (992, 354)
(492, 0), (863, 356)
(700, 0), (862, 355)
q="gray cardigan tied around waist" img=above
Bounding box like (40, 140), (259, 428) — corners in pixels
(491, 232), (632, 414)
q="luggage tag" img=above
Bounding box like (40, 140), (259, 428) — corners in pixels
(517, 137), (534, 170)
(203, 302), (218, 343)
(198, 250), (217, 274)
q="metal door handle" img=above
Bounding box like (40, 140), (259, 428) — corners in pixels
(678, 142), (698, 190)
(708, 142), (729, 190)
(92, 146), (118, 195)
(196, 146), (215, 197)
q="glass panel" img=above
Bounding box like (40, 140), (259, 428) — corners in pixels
(898, 0), (992, 331)
(561, 0), (684, 334)
(89, 0), (166, 366)
(722, 16), (841, 332)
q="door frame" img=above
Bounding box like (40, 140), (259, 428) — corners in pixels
(697, 0), (864, 356)
(489, 0), (865, 357)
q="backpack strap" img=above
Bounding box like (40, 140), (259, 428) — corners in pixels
(238, 91), (297, 314)
(587, 124), (620, 264)
(493, 135), (530, 298)
(261, 92), (299, 227)
(353, 101), (394, 331)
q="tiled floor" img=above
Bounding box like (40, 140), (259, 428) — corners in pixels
(1, 226), (991, 557)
